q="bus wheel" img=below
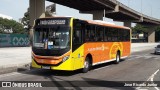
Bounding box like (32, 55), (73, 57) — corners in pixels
(115, 52), (120, 64)
(82, 57), (91, 73)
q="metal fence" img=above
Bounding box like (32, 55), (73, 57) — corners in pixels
(0, 34), (30, 47)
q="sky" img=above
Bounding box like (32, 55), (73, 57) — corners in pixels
(0, 0), (160, 26)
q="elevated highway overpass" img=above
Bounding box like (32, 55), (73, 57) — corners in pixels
(47, 0), (160, 25)
(29, 0), (160, 42)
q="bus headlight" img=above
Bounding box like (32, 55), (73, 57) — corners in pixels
(62, 56), (70, 62)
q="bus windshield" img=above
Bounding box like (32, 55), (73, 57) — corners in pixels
(33, 26), (70, 50)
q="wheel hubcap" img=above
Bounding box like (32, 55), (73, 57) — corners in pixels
(84, 61), (89, 69)
(117, 54), (120, 62)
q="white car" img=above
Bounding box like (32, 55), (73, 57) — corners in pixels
(155, 45), (160, 54)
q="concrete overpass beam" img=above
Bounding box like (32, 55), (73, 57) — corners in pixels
(92, 10), (104, 20)
(124, 21), (131, 28)
(29, 0), (45, 27)
(148, 28), (155, 43)
(80, 10), (104, 20)
(140, 16), (143, 22)
(115, 5), (119, 12)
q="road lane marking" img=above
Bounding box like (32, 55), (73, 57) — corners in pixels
(154, 58), (159, 60)
(155, 87), (160, 90)
(135, 56), (143, 59)
(127, 55), (143, 61)
(144, 56), (153, 59)
(127, 59), (133, 61)
(147, 69), (159, 82)
(127, 56), (143, 61)
(127, 54), (160, 61)
(136, 69), (160, 90)
(93, 66), (109, 71)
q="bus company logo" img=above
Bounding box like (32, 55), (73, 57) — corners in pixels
(88, 44), (109, 52)
(109, 42), (123, 59)
(2, 82), (11, 87)
(102, 44), (109, 51)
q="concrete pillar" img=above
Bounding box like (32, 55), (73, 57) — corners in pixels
(29, 0), (45, 27)
(124, 21), (131, 28)
(80, 10), (104, 20)
(148, 28), (155, 43)
(29, 0), (45, 45)
(92, 10), (104, 20)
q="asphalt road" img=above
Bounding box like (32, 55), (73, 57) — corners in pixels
(0, 49), (160, 90)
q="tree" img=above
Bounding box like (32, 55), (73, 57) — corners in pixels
(21, 4), (56, 31)
(46, 4), (56, 17)
(132, 24), (148, 34)
(132, 24), (160, 42)
(0, 17), (25, 34)
(21, 8), (30, 31)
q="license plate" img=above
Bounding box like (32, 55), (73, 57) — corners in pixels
(42, 66), (51, 69)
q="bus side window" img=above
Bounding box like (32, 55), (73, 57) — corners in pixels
(90, 30), (96, 41)
(107, 28), (112, 41)
(104, 27), (107, 41)
(95, 26), (104, 42)
(85, 30), (90, 42)
(73, 30), (81, 44)
(85, 25), (96, 42)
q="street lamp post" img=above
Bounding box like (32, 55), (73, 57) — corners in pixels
(150, 5), (152, 17)
(141, 0), (143, 15)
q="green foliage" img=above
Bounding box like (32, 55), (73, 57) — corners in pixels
(45, 11), (53, 17)
(133, 24), (160, 33)
(21, 8), (30, 30)
(0, 17), (25, 34)
(132, 24), (160, 42)
(155, 26), (160, 31)
(21, 7), (53, 31)
(132, 24), (148, 33)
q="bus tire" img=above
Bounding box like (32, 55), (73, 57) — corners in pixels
(82, 57), (91, 73)
(114, 52), (120, 64)
(30, 66), (35, 70)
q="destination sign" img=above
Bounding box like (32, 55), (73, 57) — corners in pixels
(39, 20), (66, 25)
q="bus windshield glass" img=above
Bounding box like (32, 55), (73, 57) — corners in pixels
(33, 26), (70, 50)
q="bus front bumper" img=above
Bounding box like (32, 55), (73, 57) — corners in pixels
(31, 58), (75, 71)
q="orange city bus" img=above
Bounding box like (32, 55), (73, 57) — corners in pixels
(31, 17), (131, 73)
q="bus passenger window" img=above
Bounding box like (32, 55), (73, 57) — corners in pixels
(73, 30), (82, 44)
(85, 31), (90, 42)
(73, 33), (79, 43)
(90, 33), (96, 41)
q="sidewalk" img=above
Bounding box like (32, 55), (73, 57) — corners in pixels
(131, 43), (158, 52)
(0, 47), (31, 74)
(0, 43), (159, 74)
